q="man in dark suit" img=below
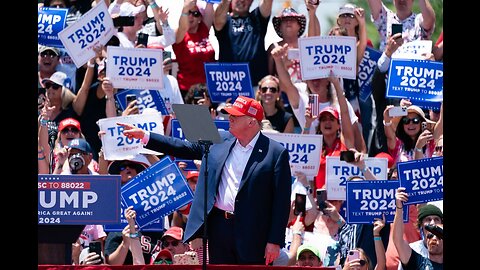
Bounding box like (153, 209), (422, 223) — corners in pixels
(118, 96), (292, 265)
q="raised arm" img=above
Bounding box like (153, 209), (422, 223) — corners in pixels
(213, 0), (230, 31)
(418, 0), (435, 34)
(382, 105), (397, 150)
(258, 0), (273, 19)
(73, 57), (96, 116)
(176, 0), (196, 44)
(373, 214), (386, 270)
(305, 0), (320, 37)
(366, 0), (383, 21)
(354, 7), (367, 71)
(392, 187), (412, 265)
(271, 44), (300, 109)
(329, 72), (354, 150)
(433, 102), (443, 142)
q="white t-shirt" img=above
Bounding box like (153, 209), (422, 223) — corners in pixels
(292, 82), (358, 135)
(158, 74), (184, 114)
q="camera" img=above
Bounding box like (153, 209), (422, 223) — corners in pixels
(88, 241), (104, 264)
(424, 224), (443, 240)
(316, 188), (327, 212)
(193, 88), (205, 100)
(340, 150), (355, 162)
(137, 32), (149, 47)
(391, 23), (403, 37)
(125, 94), (137, 105)
(389, 106), (408, 117)
(69, 153), (85, 173)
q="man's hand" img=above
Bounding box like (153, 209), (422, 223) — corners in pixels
(264, 242), (280, 265)
(117, 122), (145, 140)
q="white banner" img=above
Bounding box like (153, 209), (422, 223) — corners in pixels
(392, 40), (432, 60)
(325, 156), (388, 200)
(299, 36), (357, 80)
(107, 46), (164, 90)
(58, 1), (115, 68)
(264, 133), (322, 179)
(97, 113), (164, 161)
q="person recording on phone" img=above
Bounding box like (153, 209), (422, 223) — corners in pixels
(118, 95), (292, 265)
(393, 188), (443, 269)
(365, 0), (436, 52)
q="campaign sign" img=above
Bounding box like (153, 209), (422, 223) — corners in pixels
(264, 133), (322, 178)
(38, 7), (68, 47)
(58, 1), (115, 67)
(397, 157), (443, 205)
(121, 157), (194, 228)
(115, 89), (169, 115)
(204, 63), (253, 103)
(345, 180), (408, 224)
(103, 201), (165, 232)
(171, 119), (229, 171)
(107, 46), (164, 90)
(411, 99), (441, 112)
(358, 47), (382, 102)
(326, 156), (388, 200)
(386, 59), (443, 103)
(299, 36), (357, 80)
(97, 113), (164, 161)
(392, 40), (432, 60)
(38, 174), (121, 225)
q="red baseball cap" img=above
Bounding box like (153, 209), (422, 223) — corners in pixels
(161, 226), (183, 241)
(375, 152), (395, 168)
(150, 248), (173, 264)
(58, 118), (81, 132)
(187, 171), (199, 182)
(319, 106), (339, 120)
(221, 96), (264, 122)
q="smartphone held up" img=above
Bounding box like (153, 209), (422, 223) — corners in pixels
(294, 193), (306, 216)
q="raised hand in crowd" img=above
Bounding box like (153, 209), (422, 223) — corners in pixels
(373, 214), (386, 270)
(122, 206), (145, 265)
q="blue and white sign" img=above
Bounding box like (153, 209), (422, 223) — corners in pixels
(264, 133), (323, 178)
(346, 180), (408, 224)
(115, 89), (169, 115)
(38, 7), (68, 47)
(326, 156), (388, 200)
(97, 114), (164, 161)
(411, 99), (441, 112)
(38, 174), (121, 225)
(204, 63), (253, 103)
(358, 47), (382, 102)
(392, 40), (432, 60)
(299, 36), (357, 80)
(386, 59), (443, 103)
(121, 157), (194, 229)
(103, 201), (165, 232)
(107, 46), (164, 90)
(397, 157), (443, 205)
(58, 0), (115, 67)
(171, 119), (229, 171)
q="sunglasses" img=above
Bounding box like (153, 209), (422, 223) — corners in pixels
(119, 163), (137, 172)
(426, 232), (438, 239)
(61, 127), (80, 134)
(189, 10), (201, 17)
(162, 240), (179, 248)
(260, 86), (278, 93)
(40, 52), (58, 58)
(44, 82), (62, 90)
(339, 13), (355, 19)
(154, 259), (173, 265)
(401, 117), (421, 125)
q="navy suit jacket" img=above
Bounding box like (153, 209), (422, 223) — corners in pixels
(146, 130), (292, 261)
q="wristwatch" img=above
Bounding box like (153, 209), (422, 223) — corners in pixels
(304, 185), (313, 194)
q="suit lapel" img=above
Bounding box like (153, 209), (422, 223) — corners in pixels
(213, 137), (236, 189)
(238, 133), (268, 192)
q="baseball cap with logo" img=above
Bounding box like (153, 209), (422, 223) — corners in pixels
(186, 171), (199, 182)
(161, 226), (183, 241)
(150, 248), (173, 264)
(68, 138), (93, 154)
(319, 106), (340, 120)
(39, 46), (60, 56)
(221, 96), (264, 122)
(338, 3), (356, 16)
(58, 118), (81, 133)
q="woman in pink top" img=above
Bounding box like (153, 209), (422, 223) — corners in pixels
(173, 0), (216, 99)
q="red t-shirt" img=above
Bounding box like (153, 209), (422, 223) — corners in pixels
(314, 138), (348, 190)
(172, 22), (216, 91)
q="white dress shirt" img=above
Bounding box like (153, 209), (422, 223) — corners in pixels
(214, 132), (260, 212)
